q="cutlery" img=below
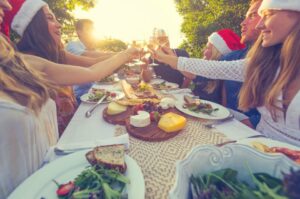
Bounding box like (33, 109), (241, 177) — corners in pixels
(85, 94), (107, 118)
(54, 134), (129, 155)
(204, 113), (234, 128)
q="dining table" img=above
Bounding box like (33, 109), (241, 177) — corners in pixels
(46, 81), (262, 199)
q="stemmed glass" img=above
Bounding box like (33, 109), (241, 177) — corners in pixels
(146, 36), (159, 66)
(131, 40), (147, 66)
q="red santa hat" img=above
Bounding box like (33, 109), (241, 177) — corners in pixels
(208, 29), (245, 55)
(1, 0), (47, 37)
(258, 0), (300, 16)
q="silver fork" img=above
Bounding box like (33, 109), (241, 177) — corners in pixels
(204, 113), (234, 128)
(85, 95), (107, 118)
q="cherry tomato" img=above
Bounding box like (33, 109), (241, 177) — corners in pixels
(56, 181), (75, 196)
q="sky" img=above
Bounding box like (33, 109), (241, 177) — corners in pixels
(73, 0), (184, 48)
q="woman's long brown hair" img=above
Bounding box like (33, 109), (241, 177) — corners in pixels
(239, 23), (300, 119)
(0, 35), (56, 113)
(16, 8), (65, 63)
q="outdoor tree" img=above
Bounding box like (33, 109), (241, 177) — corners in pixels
(45, 0), (95, 37)
(174, 0), (249, 57)
(96, 39), (127, 52)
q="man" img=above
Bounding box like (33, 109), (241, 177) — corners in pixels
(220, 0), (262, 128)
(66, 19), (114, 58)
(66, 19), (115, 103)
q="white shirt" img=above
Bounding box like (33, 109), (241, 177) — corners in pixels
(65, 40), (86, 55)
(178, 57), (300, 146)
(0, 99), (58, 198)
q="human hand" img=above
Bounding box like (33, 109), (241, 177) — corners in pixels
(161, 46), (176, 57)
(124, 47), (142, 60)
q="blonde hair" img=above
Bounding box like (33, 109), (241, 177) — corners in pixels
(204, 45), (222, 93)
(0, 35), (56, 113)
(239, 23), (300, 119)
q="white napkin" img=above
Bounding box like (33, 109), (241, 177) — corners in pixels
(55, 133), (129, 152)
(215, 119), (262, 140)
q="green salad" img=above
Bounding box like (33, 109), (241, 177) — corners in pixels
(189, 168), (300, 199)
(55, 165), (129, 199)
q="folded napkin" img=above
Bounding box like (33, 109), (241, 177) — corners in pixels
(54, 134), (129, 153)
(161, 88), (192, 95)
(215, 119), (262, 140)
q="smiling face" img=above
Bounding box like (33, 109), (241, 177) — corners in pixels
(43, 6), (61, 44)
(203, 42), (213, 60)
(240, 1), (262, 44)
(256, 10), (300, 47)
(0, 0), (11, 27)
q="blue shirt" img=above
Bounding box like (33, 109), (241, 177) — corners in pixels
(220, 46), (261, 127)
(65, 40), (92, 103)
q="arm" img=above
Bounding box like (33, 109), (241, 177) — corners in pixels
(81, 50), (116, 58)
(22, 49), (136, 86)
(65, 51), (114, 67)
(153, 50), (246, 82)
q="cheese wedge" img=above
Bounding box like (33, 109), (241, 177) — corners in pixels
(158, 112), (186, 133)
(130, 111), (151, 127)
(107, 102), (127, 115)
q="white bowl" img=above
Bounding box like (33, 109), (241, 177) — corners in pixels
(169, 144), (300, 199)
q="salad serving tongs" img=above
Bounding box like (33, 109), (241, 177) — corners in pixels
(85, 94), (107, 118)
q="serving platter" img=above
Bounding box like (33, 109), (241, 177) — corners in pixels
(169, 144), (300, 199)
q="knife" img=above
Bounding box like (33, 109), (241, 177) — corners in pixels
(85, 94), (107, 118)
(204, 113), (234, 128)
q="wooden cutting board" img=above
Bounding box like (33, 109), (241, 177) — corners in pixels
(125, 108), (183, 142)
(103, 107), (133, 125)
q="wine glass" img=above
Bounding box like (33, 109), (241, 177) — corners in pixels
(147, 36), (159, 66)
(131, 40), (147, 66)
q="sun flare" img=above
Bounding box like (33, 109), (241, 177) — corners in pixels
(72, 0), (183, 48)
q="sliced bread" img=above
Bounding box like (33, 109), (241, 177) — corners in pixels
(86, 144), (126, 173)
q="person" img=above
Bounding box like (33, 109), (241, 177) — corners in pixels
(66, 19), (115, 58)
(150, 28), (190, 87)
(2, 0), (119, 133)
(0, 0), (138, 197)
(153, 0), (300, 146)
(219, 0), (262, 128)
(66, 19), (116, 103)
(190, 29), (245, 104)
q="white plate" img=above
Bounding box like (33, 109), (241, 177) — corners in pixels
(150, 80), (179, 90)
(237, 137), (300, 151)
(9, 150), (145, 199)
(175, 99), (230, 120)
(169, 144), (300, 199)
(80, 90), (125, 104)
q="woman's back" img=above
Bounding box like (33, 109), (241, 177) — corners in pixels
(0, 99), (58, 198)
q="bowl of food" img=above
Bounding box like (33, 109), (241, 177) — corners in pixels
(169, 144), (300, 199)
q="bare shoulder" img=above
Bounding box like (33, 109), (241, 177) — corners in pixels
(21, 53), (53, 72)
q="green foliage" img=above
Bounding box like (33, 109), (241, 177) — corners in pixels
(96, 39), (127, 52)
(45, 0), (96, 36)
(175, 0), (249, 58)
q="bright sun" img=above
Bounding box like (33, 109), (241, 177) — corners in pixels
(73, 0), (184, 48)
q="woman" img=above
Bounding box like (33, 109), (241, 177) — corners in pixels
(0, 0), (138, 197)
(3, 0), (117, 134)
(189, 29), (245, 104)
(153, 0), (300, 146)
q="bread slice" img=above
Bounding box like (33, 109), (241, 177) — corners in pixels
(86, 144), (127, 173)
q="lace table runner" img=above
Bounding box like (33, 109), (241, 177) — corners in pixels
(117, 117), (229, 199)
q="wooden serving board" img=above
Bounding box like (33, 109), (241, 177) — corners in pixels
(103, 107), (133, 125)
(125, 108), (183, 142)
